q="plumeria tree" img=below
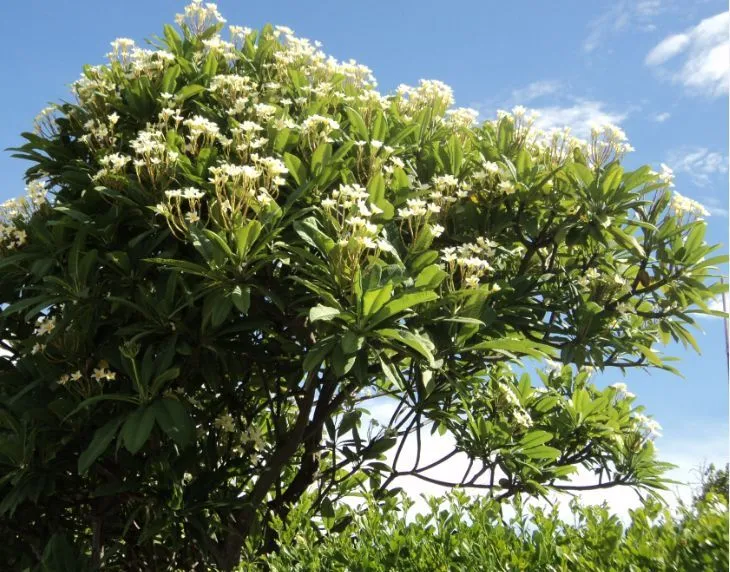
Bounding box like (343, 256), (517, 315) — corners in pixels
(0, 2), (725, 569)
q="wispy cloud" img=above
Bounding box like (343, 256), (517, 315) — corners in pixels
(645, 11), (729, 97)
(651, 111), (672, 122)
(531, 100), (627, 139)
(666, 146), (729, 186)
(699, 195), (729, 218)
(584, 1), (666, 53)
(511, 80), (562, 104)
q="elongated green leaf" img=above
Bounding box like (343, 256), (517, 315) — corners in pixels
(303, 338), (336, 372)
(415, 265), (448, 289)
(153, 398), (195, 448)
(144, 258), (211, 277)
(176, 84), (206, 101)
(120, 406), (157, 454)
(362, 283), (393, 316)
(467, 338), (555, 359)
(78, 417), (124, 474)
(230, 285), (251, 314)
(284, 152), (307, 187)
(345, 107), (368, 140)
(519, 430), (553, 449)
(367, 291), (438, 329)
(377, 328), (435, 364)
(64, 394), (139, 421)
(310, 304), (341, 323)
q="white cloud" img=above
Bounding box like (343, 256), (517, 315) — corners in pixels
(646, 11), (729, 97)
(646, 34), (691, 65)
(584, 1), (666, 53)
(531, 99), (627, 139)
(666, 146), (728, 186)
(511, 80), (562, 104)
(652, 111), (671, 122)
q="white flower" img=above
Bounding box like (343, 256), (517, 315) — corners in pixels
(431, 224), (445, 237)
(498, 181), (516, 195)
(34, 316), (56, 336)
(464, 275), (480, 288)
(214, 413), (236, 432)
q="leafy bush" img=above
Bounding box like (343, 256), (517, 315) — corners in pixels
(261, 488), (729, 571)
(0, 1), (725, 569)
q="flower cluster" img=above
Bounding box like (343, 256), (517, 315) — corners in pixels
(585, 122), (635, 169)
(91, 360), (117, 382)
(669, 191), (710, 220)
(58, 371), (83, 386)
(496, 105), (540, 147)
(33, 316), (57, 337)
(271, 26), (377, 90)
(300, 114), (340, 149)
(184, 115), (221, 153)
(497, 381), (533, 429)
(214, 413), (236, 432)
(321, 183), (389, 254)
(0, 180), (47, 251)
(441, 239), (496, 289)
(633, 413), (662, 440)
(33, 105), (60, 138)
(107, 38), (175, 76)
(175, 0), (226, 35)
(130, 128), (179, 183)
(155, 187), (206, 236)
(609, 382), (636, 401)
(396, 80), (454, 118)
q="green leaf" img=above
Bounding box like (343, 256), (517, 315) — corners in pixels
(331, 343), (356, 377)
(341, 331), (364, 354)
(467, 338), (555, 360)
(176, 84), (207, 101)
(523, 445), (561, 460)
(144, 258), (211, 277)
(377, 328), (435, 364)
(284, 152), (307, 187)
(345, 107), (368, 140)
(415, 265), (448, 289)
(303, 338), (336, 372)
(150, 367), (181, 398)
(367, 172), (386, 204)
(310, 304), (341, 323)
(230, 285), (251, 314)
(365, 437), (397, 459)
(362, 282), (394, 316)
(367, 291), (438, 329)
(310, 143), (332, 176)
(78, 417), (124, 474)
(64, 394), (140, 421)
(519, 430), (553, 449)
(635, 343), (663, 366)
(161, 64), (181, 94)
(203, 291), (233, 328)
(153, 398), (195, 448)
(120, 406), (156, 454)
(234, 219), (263, 257)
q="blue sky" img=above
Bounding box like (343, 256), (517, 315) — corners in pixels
(0, 1), (727, 509)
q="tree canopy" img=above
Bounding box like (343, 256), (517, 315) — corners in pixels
(0, 2), (725, 569)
